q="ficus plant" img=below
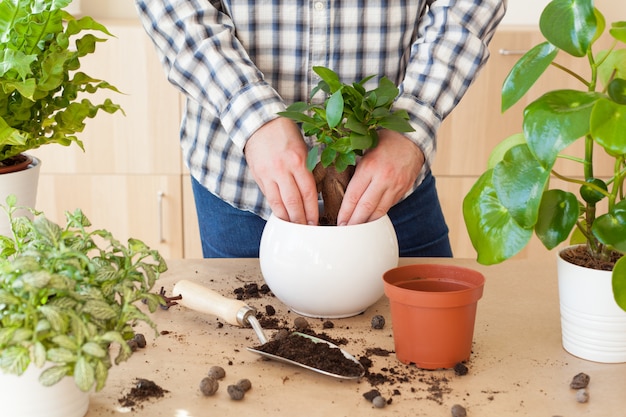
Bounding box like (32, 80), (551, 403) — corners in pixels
(0, 0), (122, 166)
(0, 196), (167, 391)
(462, 0), (626, 309)
(279, 66), (415, 225)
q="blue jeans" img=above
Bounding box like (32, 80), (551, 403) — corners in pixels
(191, 171), (452, 258)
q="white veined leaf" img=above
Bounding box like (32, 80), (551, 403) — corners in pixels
(39, 365), (70, 387)
(74, 356), (95, 392)
(81, 342), (107, 358)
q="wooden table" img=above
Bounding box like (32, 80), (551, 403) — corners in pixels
(86, 258), (626, 416)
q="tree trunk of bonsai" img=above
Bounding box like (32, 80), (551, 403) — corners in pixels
(313, 163), (355, 226)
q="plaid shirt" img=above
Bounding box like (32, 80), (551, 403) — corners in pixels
(136, 0), (506, 219)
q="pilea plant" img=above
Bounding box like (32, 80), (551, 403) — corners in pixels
(462, 0), (626, 308)
(0, 0), (122, 167)
(279, 66), (414, 225)
(0, 196), (167, 391)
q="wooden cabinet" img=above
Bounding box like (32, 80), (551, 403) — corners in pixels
(434, 27), (614, 261)
(31, 20), (198, 259)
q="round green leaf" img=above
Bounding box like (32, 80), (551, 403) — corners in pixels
(539, 0), (597, 57)
(613, 256), (626, 311)
(610, 21), (626, 43)
(487, 133), (527, 169)
(590, 98), (626, 155)
(608, 78), (626, 104)
(524, 90), (599, 166)
(463, 170), (533, 265)
(535, 189), (579, 249)
(592, 200), (626, 252)
(492, 144), (550, 228)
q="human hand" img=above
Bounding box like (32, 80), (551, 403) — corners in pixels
(244, 117), (319, 225)
(336, 130), (425, 225)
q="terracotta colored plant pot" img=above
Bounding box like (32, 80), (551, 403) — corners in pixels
(383, 263), (485, 369)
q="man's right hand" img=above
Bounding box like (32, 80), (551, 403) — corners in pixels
(244, 117), (319, 225)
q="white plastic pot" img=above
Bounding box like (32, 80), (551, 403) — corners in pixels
(259, 213), (399, 318)
(557, 247), (626, 363)
(0, 363), (89, 417)
(0, 156), (41, 237)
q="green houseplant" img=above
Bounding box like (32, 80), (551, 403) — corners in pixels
(0, 195), (167, 394)
(0, 0), (122, 237)
(278, 66), (414, 225)
(463, 0), (626, 361)
(259, 67), (411, 318)
(0, 0), (122, 166)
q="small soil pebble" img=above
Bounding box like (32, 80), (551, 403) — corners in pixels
(371, 315), (385, 329)
(265, 305), (276, 316)
(236, 378), (252, 392)
(118, 378), (168, 408)
(570, 372), (590, 389)
(576, 388), (589, 403)
(134, 333), (147, 348)
(227, 384), (245, 400)
(127, 339), (139, 352)
(207, 365), (226, 380)
(454, 362), (469, 376)
(272, 328), (290, 341)
(363, 389), (381, 402)
(322, 320), (334, 329)
(294, 316), (310, 331)
(199, 377), (219, 396)
(372, 395), (386, 408)
(451, 404), (467, 417)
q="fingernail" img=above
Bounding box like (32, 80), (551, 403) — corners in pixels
(338, 222), (347, 227)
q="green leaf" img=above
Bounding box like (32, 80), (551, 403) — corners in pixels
(523, 90), (599, 166)
(607, 78), (626, 105)
(378, 113), (415, 133)
(492, 144), (551, 228)
(39, 365), (70, 387)
(597, 49), (626, 88)
(0, 346), (30, 375)
(535, 190), (579, 249)
(610, 21), (626, 43)
(486, 133), (527, 169)
(47, 348), (77, 363)
(502, 42), (558, 112)
(74, 356), (96, 391)
(592, 200), (626, 253)
(82, 342), (107, 358)
(94, 360), (108, 392)
(325, 89), (344, 129)
(463, 170), (533, 264)
(313, 66), (341, 92)
(590, 98), (626, 155)
(613, 256), (626, 311)
(320, 146), (337, 168)
(539, 0), (597, 57)
(52, 334), (79, 350)
(83, 299), (118, 320)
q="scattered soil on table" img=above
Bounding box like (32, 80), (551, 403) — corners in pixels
(118, 378), (168, 410)
(227, 281), (463, 405)
(560, 245), (622, 271)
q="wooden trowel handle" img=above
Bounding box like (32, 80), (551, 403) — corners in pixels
(173, 279), (253, 327)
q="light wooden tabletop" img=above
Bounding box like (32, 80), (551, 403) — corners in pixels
(85, 257), (626, 416)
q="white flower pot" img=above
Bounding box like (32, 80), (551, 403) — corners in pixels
(0, 363), (89, 417)
(557, 247), (626, 363)
(0, 156), (41, 237)
(259, 213), (399, 318)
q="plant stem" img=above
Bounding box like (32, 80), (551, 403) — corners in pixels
(550, 61), (589, 87)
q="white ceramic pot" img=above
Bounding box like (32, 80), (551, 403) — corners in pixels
(0, 363), (89, 417)
(557, 247), (626, 363)
(0, 156), (41, 237)
(259, 213), (399, 318)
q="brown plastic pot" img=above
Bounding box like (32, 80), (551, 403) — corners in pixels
(383, 263), (485, 369)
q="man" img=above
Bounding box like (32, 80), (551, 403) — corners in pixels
(135, 0), (506, 257)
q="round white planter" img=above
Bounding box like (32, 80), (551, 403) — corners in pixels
(0, 363), (89, 417)
(259, 213), (399, 318)
(557, 247), (626, 363)
(0, 156), (41, 237)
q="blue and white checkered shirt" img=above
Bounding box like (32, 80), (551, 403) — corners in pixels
(136, 0), (506, 219)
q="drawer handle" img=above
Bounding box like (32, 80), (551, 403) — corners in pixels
(498, 48), (528, 56)
(157, 191), (165, 243)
